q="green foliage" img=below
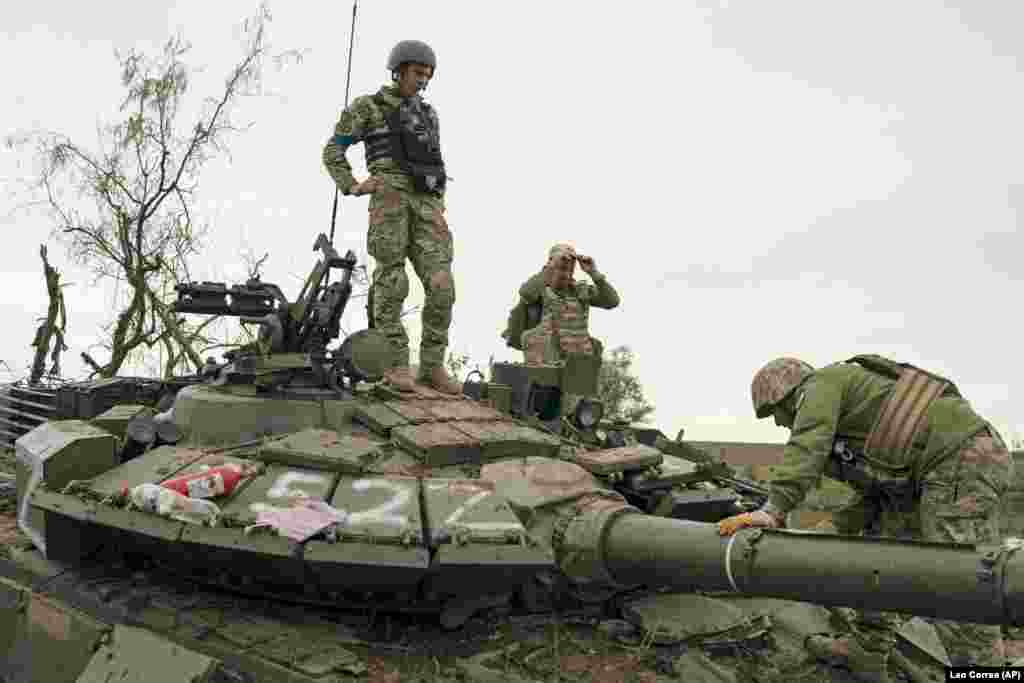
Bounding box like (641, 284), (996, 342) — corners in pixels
(445, 351), (490, 382)
(6, 3), (302, 380)
(598, 345), (655, 424)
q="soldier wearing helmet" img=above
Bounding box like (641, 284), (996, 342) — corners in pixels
(719, 355), (1011, 679)
(322, 39), (460, 394)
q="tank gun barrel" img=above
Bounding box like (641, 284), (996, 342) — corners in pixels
(597, 514), (1024, 625)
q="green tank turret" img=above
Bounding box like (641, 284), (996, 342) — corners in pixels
(2, 235), (1016, 681)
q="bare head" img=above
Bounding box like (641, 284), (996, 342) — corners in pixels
(396, 62), (434, 97)
(544, 243), (577, 290)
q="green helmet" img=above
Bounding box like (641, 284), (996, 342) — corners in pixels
(751, 357), (814, 419)
(386, 40), (437, 74)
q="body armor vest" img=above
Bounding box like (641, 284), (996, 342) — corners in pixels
(365, 94), (446, 194)
(539, 286), (594, 357)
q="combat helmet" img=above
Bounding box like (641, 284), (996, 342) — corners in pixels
(751, 357), (814, 419)
(387, 40), (437, 74)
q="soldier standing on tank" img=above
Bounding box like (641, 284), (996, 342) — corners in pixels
(717, 356), (1011, 681)
(322, 40), (460, 394)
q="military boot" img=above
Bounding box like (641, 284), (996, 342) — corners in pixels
(805, 634), (892, 683)
(383, 366), (416, 393)
(417, 366), (462, 395)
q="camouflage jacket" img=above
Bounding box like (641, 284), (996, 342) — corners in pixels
(502, 270), (619, 352)
(321, 83), (441, 195)
(518, 271), (620, 309)
(768, 361), (988, 516)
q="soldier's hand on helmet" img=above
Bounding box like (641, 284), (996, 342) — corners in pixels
(717, 510), (781, 536)
(576, 255), (596, 275)
(350, 176), (380, 197)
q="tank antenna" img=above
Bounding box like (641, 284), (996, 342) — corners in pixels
(328, 0), (359, 247)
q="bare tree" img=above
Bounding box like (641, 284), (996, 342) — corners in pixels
(7, 3), (301, 378)
(29, 245), (68, 384)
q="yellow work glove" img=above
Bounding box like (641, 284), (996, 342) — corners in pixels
(717, 510), (780, 536)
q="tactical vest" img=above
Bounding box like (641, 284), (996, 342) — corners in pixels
(364, 94), (446, 194)
(537, 286), (594, 357)
(826, 354), (961, 488)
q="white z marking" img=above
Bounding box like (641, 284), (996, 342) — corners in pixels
(347, 478), (411, 528)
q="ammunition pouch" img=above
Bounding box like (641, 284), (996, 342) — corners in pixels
(406, 162), (446, 195)
(827, 439), (917, 520)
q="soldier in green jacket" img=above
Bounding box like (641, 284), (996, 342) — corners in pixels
(718, 356), (1012, 680)
(322, 40), (460, 395)
(500, 244), (620, 420)
(503, 243), (620, 365)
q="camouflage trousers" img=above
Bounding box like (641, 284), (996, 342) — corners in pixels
(367, 176), (454, 371)
(831, 431), (1012, 666)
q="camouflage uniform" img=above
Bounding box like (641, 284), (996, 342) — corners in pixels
(764, 361), (1011, 667)
(515, 245), (620, 416)
(516, 252), (620, 366)
(322, 83), (454, 373)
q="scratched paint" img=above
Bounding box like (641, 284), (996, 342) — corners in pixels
(441, 489), (522, 532)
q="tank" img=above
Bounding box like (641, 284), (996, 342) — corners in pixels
(2, 234), (1021, 682)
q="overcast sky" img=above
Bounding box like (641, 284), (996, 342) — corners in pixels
(2, 1), (1023, 445)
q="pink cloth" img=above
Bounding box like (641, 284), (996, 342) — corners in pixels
(254, 499), (348, 542)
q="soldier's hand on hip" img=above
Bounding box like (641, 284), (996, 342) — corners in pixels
(350, 176), (379, 197)
(577, 255), (596, 275)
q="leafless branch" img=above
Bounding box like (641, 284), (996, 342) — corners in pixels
(6, 5), (299, 378)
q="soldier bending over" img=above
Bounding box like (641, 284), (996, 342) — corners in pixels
(718, 355), (1011, 681)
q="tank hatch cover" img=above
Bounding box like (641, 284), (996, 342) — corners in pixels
(572, 444), (664, 476)
(393, 422), (481, 466)
(257, 428), (383, 472)
(305, 475), (429, 591)
(87, 446), (207, 498)
(421, 478), (555, 596)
